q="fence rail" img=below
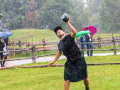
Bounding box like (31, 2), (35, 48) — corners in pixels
(0, 36), (120, 63)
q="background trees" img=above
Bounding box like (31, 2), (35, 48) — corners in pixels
(1, 0), (29, 29)
(0, 0), (88, 32)
(0, 0), (120, 33)
(99, 0), (120, 33)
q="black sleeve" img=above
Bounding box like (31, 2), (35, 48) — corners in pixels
(69, 34), (74, 40)
(2, 42), (5, 48)
(0, 42), (5, 50)
(4, 38), (9, 46)
(58, 44), (62, 51)
(58, 41), (64, 51)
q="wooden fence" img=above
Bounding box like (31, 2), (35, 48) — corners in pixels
(8, 36), (120, 51)
(0, 36), (120, 63)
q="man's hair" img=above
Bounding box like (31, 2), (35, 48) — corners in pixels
(54, 26), (63, 34)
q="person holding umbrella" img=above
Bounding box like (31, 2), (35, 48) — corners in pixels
(0, 37), (6, 67)
(85, 28), (93, 56)
(76, 30), (91, 57)
(82, 26), (97, 56)
(0, 30), (13, 67)
(79, 33), (86, 57)
(48, 16), (89, 90)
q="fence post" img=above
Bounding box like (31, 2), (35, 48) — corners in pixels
(112, 37), (116, 55)
(18, 40), (22, 53)
(13, 40), (15, 57)
(98, 36), (101, 48)
(119, 36), (120, 45)
(32, 45), (36, 63)
(42, 39), (46, 52)
(26, 40), (29, 52)
(76, 38), (80, 48)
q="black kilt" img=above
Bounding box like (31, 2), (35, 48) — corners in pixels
(64, 57), (88, 82)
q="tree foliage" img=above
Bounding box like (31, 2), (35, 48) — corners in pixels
(87, 0), (102, 31)
(99, 0), (120, 33)
(1, 0), (30, 29)
(34, 0), (72, 30)
(0, 0), (89, 31)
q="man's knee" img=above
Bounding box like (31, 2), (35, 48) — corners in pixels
(84, 78), (89, 82)
(65, 80), (70, 83)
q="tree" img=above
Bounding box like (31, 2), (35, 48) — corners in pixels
(1, 0), (30, 29)
(87, 0), (102, 32)
(99, 0), (120, 32)
(23, 0), (38, 28)
(69, 0), (89, 32)
(34, 0), (72, 30)
(1, 0), (89, 31)
(34, 0), (88, 32)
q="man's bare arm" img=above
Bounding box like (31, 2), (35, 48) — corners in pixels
(48, 51), (62, 66)
(66, 18), (77, 38)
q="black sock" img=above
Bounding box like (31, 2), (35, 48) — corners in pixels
(3, 61), (5, 67)
(86, 87), (89, 90)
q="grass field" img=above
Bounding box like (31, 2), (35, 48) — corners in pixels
(0, 55), (120, 90)
(10, 29), (120, 42)
(10, 29), (59, 42)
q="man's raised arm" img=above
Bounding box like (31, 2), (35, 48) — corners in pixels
(66, 18), (77, 38)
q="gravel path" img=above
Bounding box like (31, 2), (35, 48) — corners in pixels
(3, 52), (120, 67)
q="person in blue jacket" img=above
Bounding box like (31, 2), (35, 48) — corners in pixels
(80, 34), (86, 57)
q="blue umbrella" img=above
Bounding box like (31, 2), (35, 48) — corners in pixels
(0, 31), (13, 39)
(0, 28), (10, 32)
(0, 32), (6, 38)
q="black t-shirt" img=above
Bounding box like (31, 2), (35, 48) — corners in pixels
(58, 34), (81, 62)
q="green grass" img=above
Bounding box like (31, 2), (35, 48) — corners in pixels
(12, 50), (58, 58)
(0, 55), (120, 90)
(19, 55), (120, 66)
(92, 33), (120, 39)
(10, 29), (59, 42)
(10, 29), (120, 42)
(1, 65), (120, 90)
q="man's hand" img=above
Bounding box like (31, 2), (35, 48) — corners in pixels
(48, 51), (62, 66)
(65, 16), (77, 38)
(65, 16), (70, 24)
(48, 61), (54, 66)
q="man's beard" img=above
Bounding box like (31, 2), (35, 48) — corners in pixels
(59, 35), (62, 38)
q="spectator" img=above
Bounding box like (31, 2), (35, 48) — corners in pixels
(85, 28), (93, 56)
(79, 34), (86, 57)
(4, 38), (9, 48)
(0, 37), (6, 67)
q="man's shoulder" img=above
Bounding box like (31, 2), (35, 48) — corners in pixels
(65, 34), (71, 37)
